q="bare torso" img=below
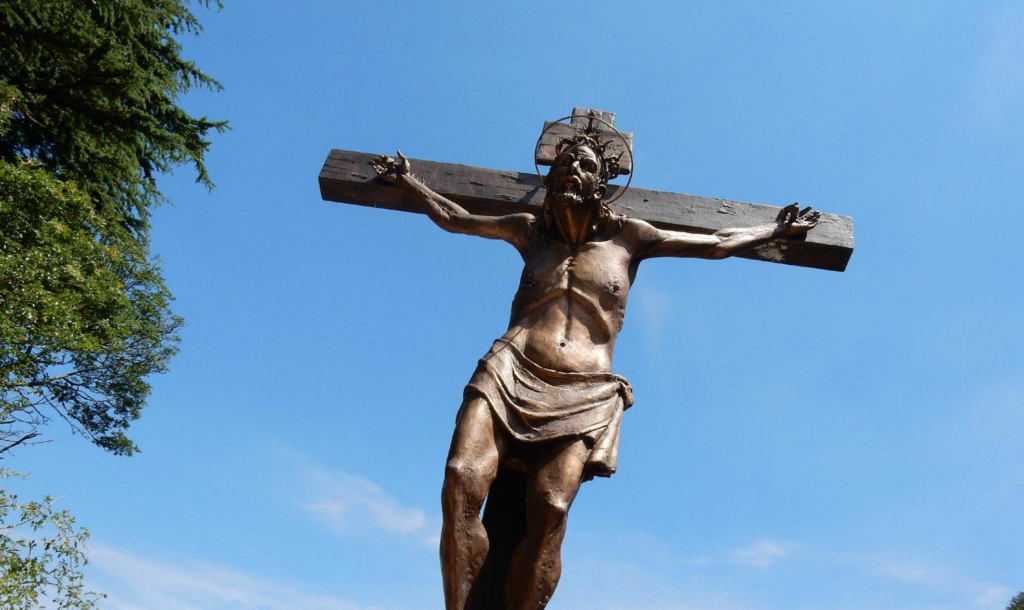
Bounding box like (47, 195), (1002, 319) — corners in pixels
(368, 145), (820, 610)
(502, 218), (637, 373)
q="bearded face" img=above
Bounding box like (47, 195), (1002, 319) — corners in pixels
(544, 144), (607, 208)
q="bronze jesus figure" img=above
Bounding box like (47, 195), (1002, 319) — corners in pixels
(371, 132), (819, 610)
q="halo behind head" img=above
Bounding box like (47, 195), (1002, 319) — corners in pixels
(534, 113), (634, 205)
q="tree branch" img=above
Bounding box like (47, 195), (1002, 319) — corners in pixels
(0, 430), (41, 456)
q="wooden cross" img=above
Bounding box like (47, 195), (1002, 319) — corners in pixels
(319, 107), (854, 271)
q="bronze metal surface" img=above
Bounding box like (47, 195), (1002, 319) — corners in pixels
(326, 109), (850, 609)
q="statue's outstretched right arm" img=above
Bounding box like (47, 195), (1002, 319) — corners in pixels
(371, 151), (532, 251)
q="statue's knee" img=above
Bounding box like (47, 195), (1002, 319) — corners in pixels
(535, 490), (571, 524)
(444, 458), (475, 483)
(444, 459), (491, 502)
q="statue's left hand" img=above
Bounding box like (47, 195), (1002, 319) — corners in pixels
(370, 150), (411, 184)
(776, 202), (820, 236)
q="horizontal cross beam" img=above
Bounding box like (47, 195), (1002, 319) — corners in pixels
(319, 150), (854, 272)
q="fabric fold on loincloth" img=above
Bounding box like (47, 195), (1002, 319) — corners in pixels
(464, 340), (634, 479)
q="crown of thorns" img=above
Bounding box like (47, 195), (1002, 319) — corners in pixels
(534, 113), (634, 204)
(552, 132), (625, 184)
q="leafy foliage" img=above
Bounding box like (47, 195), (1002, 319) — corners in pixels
(0, 469), (101, 610)
(0, 1), (226, 607)
(0, 0), (226, 456)
(1, 1), (225, 607)
(0, 0), (227, 233)
(1008, 592), (1024, 610)
(0, 159), (181, 455)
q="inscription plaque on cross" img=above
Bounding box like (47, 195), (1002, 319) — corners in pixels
(319, 108), (854, 610)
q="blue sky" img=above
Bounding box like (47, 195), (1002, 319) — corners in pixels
(8, 1), (1024, 609)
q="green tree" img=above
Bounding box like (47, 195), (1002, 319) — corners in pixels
(0, 158), (179, 455)
(1, 469), (99, 610)
(1008, 592), (1024, 610)
(0, 0), (226, 455)
(1, 1), (226, 607)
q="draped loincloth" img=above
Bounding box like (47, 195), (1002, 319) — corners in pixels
(463, 340), (634, 479)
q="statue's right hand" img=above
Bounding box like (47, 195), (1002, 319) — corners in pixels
(370, 150), (411, 184)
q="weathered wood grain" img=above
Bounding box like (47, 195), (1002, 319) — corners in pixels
(570, 108), (616, 126)
(320, 149), (854, 272)
(535, 122), (634, 175)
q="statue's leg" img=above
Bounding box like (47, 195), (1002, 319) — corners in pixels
(505, 438), (589, 610)
(441, 396), (506, 610)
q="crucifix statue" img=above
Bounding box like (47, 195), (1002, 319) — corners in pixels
(319, 109), (853, 610)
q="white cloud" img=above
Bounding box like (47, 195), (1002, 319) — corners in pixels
(263, 444), (437, 544)
(871, 559), (1013, 610)
(557, 541), (761, 610)
(88, 544), (381, 610)
(563, 532), (1015, 610)
(263, 448), (1018, 610)
(974, 586), (1017, 609)
(634, 285), (673, 362)
(729, 539), (793, 568)
(302, 466), (435, 545)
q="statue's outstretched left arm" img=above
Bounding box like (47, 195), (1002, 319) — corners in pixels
(628, 203), (820, 260)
